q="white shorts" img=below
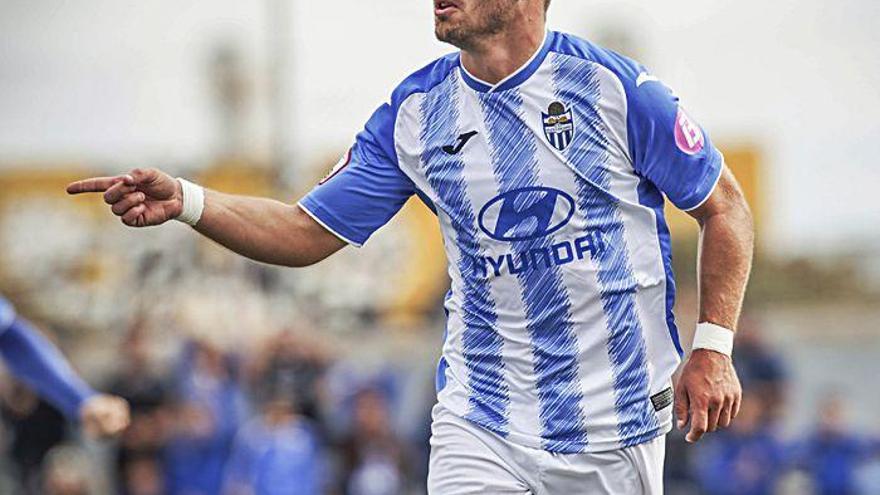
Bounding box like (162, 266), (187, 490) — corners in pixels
(428, 404), (666, 494)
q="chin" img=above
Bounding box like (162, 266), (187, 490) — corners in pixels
(434, 19), (451, 36)
(435, 22), (468, 47)
(434, 25), (452, 44)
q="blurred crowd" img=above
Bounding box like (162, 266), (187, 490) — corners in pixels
(665, 320), (880, 495)
(0, 319), (433, 495)
(1, 313), (880, 495)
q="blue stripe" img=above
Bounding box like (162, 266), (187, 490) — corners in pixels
(419, 75), (510, 434)
(478, 90), (588, 453)
(550, 53), (660, 446)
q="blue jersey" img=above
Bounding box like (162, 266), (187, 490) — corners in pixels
(300, 31), (723, 453)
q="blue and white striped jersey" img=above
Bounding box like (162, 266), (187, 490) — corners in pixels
(300, 31), (723, 453)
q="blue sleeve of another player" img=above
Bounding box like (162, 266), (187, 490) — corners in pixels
(626, 75), (724, 211)
(0, 317), (96, 419)
(298, 102), (416, 247)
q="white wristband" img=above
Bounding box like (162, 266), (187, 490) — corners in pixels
(175, 178), (205, 227)
(692, 322), (734, 356)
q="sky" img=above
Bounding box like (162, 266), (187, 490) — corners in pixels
(0, 0), (878, 256)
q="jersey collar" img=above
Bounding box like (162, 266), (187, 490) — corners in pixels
(459, 31), (552, 94)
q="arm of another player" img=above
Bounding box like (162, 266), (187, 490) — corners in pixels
(0, 316), (130, 438)
(66, 168), (347, 267)
(674, 166), (754, 443)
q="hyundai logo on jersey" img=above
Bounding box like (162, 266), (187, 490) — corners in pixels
(543, 101), (574, 151)
(471, 230), (606, 279)
(478, 186), (575, 242)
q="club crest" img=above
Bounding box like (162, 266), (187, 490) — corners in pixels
(543, 101), (574, 152)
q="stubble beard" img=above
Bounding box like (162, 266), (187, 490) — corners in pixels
(435, 0), (516, 50)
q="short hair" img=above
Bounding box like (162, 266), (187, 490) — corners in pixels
(545, 0), (551, 12)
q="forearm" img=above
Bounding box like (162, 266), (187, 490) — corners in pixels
(193, 189), (344, 267)
(697, 200), (754, 330)
(66, 168), (347, 267)
(0, 319), (95, 419)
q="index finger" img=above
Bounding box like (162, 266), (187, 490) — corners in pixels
(66, 176), (130, 195)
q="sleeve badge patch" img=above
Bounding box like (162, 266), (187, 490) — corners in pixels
(674, 107), (705, 155)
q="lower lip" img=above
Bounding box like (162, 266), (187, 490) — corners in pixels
(435, 5), (458, 16)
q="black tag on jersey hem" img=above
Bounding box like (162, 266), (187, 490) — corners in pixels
(651, 387), (674, 411)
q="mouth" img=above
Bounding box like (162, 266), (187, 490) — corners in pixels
(435, 0), (460, 17)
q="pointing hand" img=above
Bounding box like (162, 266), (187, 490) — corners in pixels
(67, 168), (183, 227)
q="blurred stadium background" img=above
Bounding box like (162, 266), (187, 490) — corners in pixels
(1, 1), (879, 494)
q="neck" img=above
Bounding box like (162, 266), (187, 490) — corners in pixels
(460, 21), (546, 86)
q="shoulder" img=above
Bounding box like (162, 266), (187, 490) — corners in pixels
(548, 31), (644, 86)
(364, 53), (459, 151)
(549, 31), (682, 129)
(388, 52), (460, 110)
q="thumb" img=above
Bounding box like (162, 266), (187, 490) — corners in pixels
(674, 383), (689, 430)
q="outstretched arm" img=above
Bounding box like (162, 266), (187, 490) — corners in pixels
(0, 317), (94, 419)
(67, 168), (347, 267)
(674, 166), (754, 443)
(0, 315), (130, 437)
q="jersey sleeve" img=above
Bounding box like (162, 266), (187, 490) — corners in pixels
(0, 317), (96, 419)
(298, 102), (416, 247)
(626, 75), (724, 211)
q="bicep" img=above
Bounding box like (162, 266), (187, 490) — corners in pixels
(686, 166), (752, 226)
(289, 204), (348, 265)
